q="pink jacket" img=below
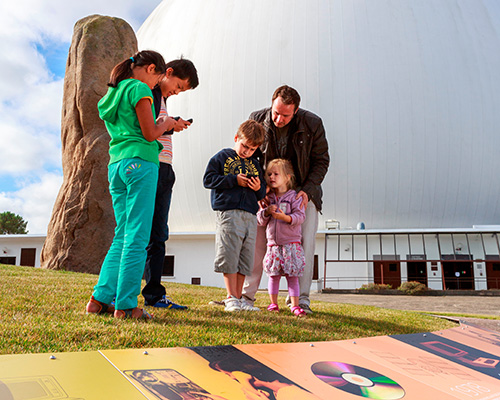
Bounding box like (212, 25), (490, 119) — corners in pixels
(257, 189), (306, 246)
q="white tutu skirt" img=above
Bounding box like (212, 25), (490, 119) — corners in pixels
(263, 243), (305, 277)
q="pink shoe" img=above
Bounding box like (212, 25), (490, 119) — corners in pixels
(267, 303), (279, 312)
(291, 306), (306, 317)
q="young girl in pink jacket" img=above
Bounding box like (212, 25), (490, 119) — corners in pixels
(257, 159), (307, 317)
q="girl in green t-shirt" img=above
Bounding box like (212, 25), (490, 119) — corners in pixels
(86, 50), (178, 320)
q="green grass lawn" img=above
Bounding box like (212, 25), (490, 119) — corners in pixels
(0, 264), (455, 355)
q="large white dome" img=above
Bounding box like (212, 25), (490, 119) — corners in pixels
(138, 0), (500, 231)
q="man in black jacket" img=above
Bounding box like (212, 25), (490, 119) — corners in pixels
(241, 85), (330, 314)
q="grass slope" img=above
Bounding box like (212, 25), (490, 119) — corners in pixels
(0, 265), (455, 355)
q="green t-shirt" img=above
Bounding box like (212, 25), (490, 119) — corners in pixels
(98, 79), (162, 166)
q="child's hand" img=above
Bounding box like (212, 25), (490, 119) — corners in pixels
(172, 118), (192, 132)
(270, 207), (292, 223)
(236, 174), (251, 187)
(236, 175), (261, 190)
(259, 195), (270, 209)
(264, 204), (278, 216)
(156, 116), (177, 132)
(247, 176), (261, 192)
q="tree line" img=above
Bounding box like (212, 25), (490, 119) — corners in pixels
(0, 212), (28, 234)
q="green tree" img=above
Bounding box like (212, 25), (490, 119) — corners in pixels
(0, 211), (28, 234)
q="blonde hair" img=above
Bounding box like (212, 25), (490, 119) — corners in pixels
(266, 158), (295, 190)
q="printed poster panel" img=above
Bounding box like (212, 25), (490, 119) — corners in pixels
(0, 351), (142, 400)
(392, 331), (500, 381)
(3, 326), (500, 399)
(190, 345), (319, 399)
(336, 335), (500, 399)
(237, 341), (459, 400)
(439, 326), (500, 356)
(103, 346), (320, 400)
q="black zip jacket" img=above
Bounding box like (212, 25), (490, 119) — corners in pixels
(250, 107), (330, 212)
(203, 148), (266, 215)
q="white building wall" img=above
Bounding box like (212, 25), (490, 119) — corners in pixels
(0, 232), (497, 291)
(0, 235), (46, 268)
(165, 233), (328, 292)
(137, 0), (500, 233)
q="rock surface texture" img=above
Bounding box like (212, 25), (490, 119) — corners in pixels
(41, 15), (138, 273)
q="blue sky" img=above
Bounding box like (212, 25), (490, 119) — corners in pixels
(0, 0), (162, 233)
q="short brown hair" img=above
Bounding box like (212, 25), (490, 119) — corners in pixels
(272, 85), (301, 110)
(236, 120), (265, 146)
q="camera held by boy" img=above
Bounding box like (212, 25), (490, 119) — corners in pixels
(203, 120), (266, 312)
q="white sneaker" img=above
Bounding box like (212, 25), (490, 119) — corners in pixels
(239, 297), (260, 311)
(224, 296), (241, 312)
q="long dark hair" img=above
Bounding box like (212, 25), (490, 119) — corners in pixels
(108, 50), (167, 87)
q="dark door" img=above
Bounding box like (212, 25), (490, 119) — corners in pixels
(486, 260), (500, 289)
(442, 255), (474, 290)
(407, 261), (428, 286)
(20, 248), (36, 267)
(374, 261), (401, 288)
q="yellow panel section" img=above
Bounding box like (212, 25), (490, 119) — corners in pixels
(102, 347), (258, 400)
(0, 351), (144, 400)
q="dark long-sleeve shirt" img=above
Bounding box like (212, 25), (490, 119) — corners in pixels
(203, 148), (266, 215)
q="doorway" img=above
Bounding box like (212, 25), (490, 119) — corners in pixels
(406, 261), (428, 286)
(442, 255), (474, 290)
(486, 256), (500, 289)
(374, 261), (401, 288)
(20, 248), (36, 267)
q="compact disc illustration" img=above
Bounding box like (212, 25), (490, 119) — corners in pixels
(311, 361), (405, 399)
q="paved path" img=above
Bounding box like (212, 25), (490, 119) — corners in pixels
(309, 292), (500, 332)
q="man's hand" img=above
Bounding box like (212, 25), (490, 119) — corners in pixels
(296, 190), (309, 209)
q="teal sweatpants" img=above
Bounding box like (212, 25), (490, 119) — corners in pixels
(92, 158), (158, 310)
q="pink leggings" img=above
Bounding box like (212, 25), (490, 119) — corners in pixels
(268, 275), (300, 297)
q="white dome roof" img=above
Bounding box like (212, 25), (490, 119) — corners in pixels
(138, 0), (500, 231)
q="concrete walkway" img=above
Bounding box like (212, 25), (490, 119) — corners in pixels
(309, 292), (500, 332)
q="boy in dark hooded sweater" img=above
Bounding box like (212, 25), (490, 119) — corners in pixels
(203, 120), (266, 312)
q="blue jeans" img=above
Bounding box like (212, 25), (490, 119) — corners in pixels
(142, 162), (175, 305)
(93, 158), (158, 310)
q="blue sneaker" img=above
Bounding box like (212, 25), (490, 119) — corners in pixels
(150, 295), (188, 310)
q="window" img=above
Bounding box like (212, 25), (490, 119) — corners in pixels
(0, 257), (16, 265)
(162, 255), (174, 277)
